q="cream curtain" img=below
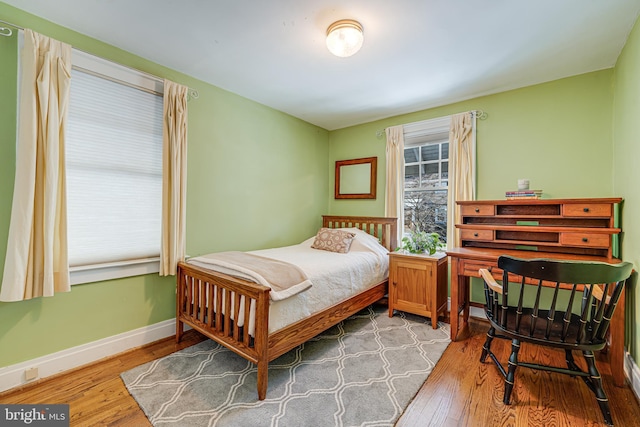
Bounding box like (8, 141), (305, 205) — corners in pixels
(160, 80), (189, 276)
(446, 112), (476, 248)
(385, 125), (405, 245)
(0, 30), (72, 301)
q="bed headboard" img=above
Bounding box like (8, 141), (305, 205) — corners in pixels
(322, 215), (398, 252)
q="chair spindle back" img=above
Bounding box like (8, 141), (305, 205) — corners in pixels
(486, 256), (633, 349)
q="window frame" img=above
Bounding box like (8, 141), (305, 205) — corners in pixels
(67, 50), (164, 285)
(402, 116), (451, 241)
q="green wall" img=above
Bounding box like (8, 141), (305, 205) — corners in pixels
(0, 3), (329, 367)
(613, 16), (640, 362)
(329, 69), (615, 217)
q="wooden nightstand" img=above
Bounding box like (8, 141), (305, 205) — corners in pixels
(388, 251), (448, 328)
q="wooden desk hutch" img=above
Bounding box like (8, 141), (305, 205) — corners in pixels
(446, 197), (627, 386)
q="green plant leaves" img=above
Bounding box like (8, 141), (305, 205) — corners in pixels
(397, 230), (444, 255)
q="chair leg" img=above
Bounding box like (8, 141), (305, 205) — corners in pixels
(583, 350), (613, 426)
(504, 339), (520, 405)
(480, 327), (496, 363)
(565, 349), (580, 376)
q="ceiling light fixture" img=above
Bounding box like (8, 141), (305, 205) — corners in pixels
(326, 19), (364, 58)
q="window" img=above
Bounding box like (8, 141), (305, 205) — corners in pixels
(402, 117), (451, 242)
(66, 51), (164, 284)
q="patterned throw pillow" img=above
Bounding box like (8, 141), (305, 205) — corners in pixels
(311, 228), (357, 253)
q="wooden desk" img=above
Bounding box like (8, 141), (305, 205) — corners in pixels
(447, 246), (626, 387)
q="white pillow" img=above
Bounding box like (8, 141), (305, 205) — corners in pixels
(310, 228), (356, 253)
(336, 227), (389, 256)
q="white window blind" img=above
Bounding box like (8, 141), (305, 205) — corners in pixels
(403, 116), (451, 147)
(66, 52), (163, 270)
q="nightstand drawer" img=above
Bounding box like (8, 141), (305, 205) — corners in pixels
(560, 233), (610, 248)
(460, 229), (494, 241)
(563, 204), (611, 217)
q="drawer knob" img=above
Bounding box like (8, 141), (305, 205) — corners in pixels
(474, 233), (479, 237)
(475, 208), (480, 213)
(582, 237), (588, 242)
(583, 207), (590, 212)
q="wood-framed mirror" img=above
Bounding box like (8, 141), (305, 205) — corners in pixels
(335, 157), (377, 199)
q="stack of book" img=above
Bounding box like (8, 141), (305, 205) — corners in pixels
(505, 190), (542, 200)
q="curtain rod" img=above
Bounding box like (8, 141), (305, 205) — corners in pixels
(0, 17), (15, 37)
(0, 18), (199, 100)
(375, 109), (487, 138)
(472, 109), (487, 120)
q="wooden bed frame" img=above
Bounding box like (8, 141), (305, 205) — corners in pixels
(175, 215), (397, 400)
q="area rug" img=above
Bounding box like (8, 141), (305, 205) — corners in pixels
(121, 305), (450, 426)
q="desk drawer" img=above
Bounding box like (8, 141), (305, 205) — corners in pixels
(460, 262), (524, 285)
(563, 203), (611, 217)
(460, 229), (494, 241)
(461, 205), (495, 216)
(560, 233), (610, 248)
(460, 261), (495, 278)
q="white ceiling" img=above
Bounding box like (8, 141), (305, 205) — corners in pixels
(3, 1), (640, 130)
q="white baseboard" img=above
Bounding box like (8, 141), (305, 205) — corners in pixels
(447, 297), (487, 321)
(625, 351), (640, 402)
(468, 305), (487, 320)
(0, 318), (180, 393)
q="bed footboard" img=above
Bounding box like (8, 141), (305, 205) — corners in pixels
(176, 261), (272, 398)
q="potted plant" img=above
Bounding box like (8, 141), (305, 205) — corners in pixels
(397, 229), (445, 255)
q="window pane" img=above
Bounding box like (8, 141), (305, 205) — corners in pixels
(422, 163), (439, 179)
(66, 69), (163, 267)
(404, 147), (419, 163)
(421, 144), (439, 162)
(405, 165), (420, 189)
(441, 143), (449, 160)
(442, 161), (449, 179)
(421, 164), (441, 189)
(403, 189), (448, 241)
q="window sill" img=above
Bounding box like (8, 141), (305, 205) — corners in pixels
(70, 258), (160, 285)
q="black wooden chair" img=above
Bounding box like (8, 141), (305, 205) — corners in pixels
(479, 255), (633, 426)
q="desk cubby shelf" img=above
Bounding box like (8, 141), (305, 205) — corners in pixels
(456, 198), (621, 258)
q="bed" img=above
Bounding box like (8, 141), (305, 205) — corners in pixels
(175, 215), (397, 400)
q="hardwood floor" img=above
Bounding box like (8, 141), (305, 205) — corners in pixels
(398, 319), (640, 427)
(0, 330), (206, 426)
(2, 318), (639, 426)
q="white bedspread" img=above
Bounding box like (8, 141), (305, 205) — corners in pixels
(188, 228), (389, 333)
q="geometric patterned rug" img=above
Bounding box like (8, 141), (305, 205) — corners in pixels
(121, 305), (450, 427)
